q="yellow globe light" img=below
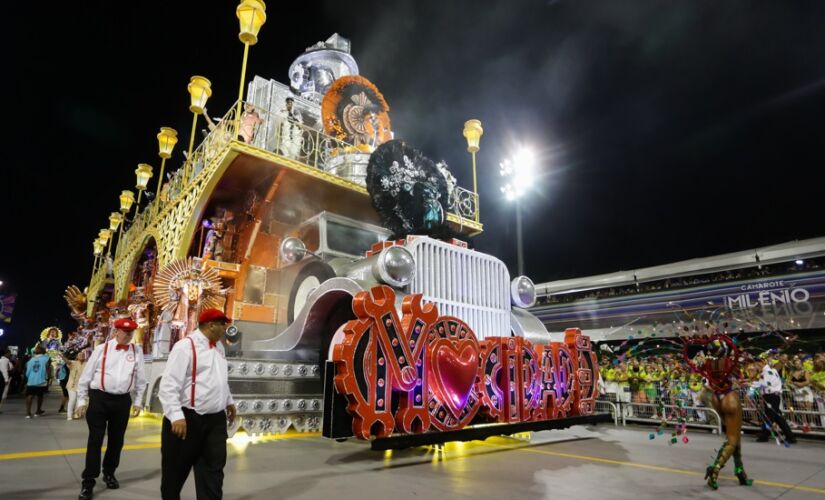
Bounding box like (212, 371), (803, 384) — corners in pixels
(108, 212), (123, 232)
(187, 76), (212, 114)
(135, 163), (153, 191)
(463, 119), (483, 153)
(237, 0), (267, 46)
(119, 190), (135, 213)
(98, 229), (112, 245)
(157, 127), (178, 159)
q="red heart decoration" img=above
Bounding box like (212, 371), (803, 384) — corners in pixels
(431, 340), (479, 419)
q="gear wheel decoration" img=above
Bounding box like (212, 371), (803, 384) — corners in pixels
(566, 329), (598, 416)
(333, 286), (438, 439)
(321, 75), (392, 146)
(532, 340), (576, 420)
(478, 336), (542, 423)
(333, 295), (600, 439)
(426, 317), (482, 431)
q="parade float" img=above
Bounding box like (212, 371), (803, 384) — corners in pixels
(67, 2), (603, 447)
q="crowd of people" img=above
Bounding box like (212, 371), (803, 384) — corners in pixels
(0, 341), (90, 419)
(598, 349), (825, 433)
(539, 257), (824, 305)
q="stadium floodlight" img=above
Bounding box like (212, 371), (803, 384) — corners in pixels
(499, 146), (539, 275)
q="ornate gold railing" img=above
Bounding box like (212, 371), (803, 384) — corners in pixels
(109, 100), (482, 289)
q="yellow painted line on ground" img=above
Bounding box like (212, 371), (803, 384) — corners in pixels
(0, 433), (321, 461)
(479, 439), (825, 495)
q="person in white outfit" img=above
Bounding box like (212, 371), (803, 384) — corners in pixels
(66, 351), (87, 420)
(159, 308), (236, 500)
(75, 318), (147, 500)
(0, 349), (12, 412)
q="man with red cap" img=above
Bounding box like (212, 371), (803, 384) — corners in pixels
(75, 317), (147, 500)
(159, 308), (237, 500)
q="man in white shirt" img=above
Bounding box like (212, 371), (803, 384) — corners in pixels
(75, 318), (147, 500)
(159, 308), (237, 500)
(752, 359), (796, 443)
(0, 348), (12, 412)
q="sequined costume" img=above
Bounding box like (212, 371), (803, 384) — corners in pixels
(687, 335), (753, 490)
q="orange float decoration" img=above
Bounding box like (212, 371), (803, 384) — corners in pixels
(321, 75), (392, 148)
(332, 286), (601, 441)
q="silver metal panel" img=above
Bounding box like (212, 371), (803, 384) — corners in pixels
(243, 265), (268, 304)
(407, 237), (511, 340)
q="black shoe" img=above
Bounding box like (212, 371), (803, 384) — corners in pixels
(787, 438), (797, 444)
(103, 474), (119, 489)
(755, 436), (769, 442)
(35, 410), (45, 416)
(78, 485), (94, 500)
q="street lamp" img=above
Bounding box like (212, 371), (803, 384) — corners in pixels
(462, 119), (483, 222)
(500, 147), (536, 276)
(156, 127), (178, 199)
(99, 228), (113, 257)
(134, 163), (153, 216)
(235, 0), (267, 125)
(119, 190), (135, 238)
(119, 190), (135, 214)
(186, 75), (212, 179)
(109, 211), (123, 254)
(92, 239), (105, 282)
(108, 212), (123, 233)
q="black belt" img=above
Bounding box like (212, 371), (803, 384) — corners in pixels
(182, 407), (226, 418)
(90, 389), (131, 399)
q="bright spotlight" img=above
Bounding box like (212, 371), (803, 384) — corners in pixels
(512, 147), (536, 172)
(0, 329), (4, 337)
(795, 259), (804, 266)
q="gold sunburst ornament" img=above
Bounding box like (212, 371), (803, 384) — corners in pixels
(152, 258), (225, 313)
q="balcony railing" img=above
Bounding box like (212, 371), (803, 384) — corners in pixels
(114, 101), (480, 264)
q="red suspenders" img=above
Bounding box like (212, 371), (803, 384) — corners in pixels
(188, 337), (197, 407)
(100, 342), (136, 393)
(101, 341), (109, 391)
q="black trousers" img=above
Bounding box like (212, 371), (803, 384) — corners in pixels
(759, 393), (795, 441)
(82, 390), (132, 484)
(161, 408), (227, 500)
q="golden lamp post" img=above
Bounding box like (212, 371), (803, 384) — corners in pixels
(235, 0), (267, 126)
(119, 190), (135, 237)
(108, 211), (123, 254)
(462, 119), (483, 222)
(98, 228), (113, 257)
(91, 239), (105, 282)
(186, 76), (213, 179)
(134, 163), (154, 216)
(156, 127), (178, 199)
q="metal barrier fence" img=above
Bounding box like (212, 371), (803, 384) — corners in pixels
(601, 381), (825, 437)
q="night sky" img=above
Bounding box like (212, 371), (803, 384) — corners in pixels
(2, 1), (824, 347)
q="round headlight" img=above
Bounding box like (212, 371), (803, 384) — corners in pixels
(279, 237), (307, 264)
(511, 276), (536, 308)
(376, 246), (416, 287)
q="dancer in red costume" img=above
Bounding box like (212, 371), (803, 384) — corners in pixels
(685, 335), (754, 490)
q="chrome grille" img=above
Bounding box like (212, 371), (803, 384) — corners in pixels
(407, 237), (511, 340)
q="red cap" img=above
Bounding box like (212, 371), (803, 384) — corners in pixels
(113, 318), (139, 332)
(198, 308), (230, 324)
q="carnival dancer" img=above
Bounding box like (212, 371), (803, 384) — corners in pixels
(158, 308), (236, 500)
(689, 336), (754, 490)
(74, 318), (147, 500)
